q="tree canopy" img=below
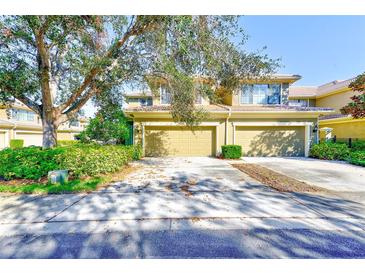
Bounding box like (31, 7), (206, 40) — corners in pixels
(341, 72), (365, 118)
(0, 15), (279, 148)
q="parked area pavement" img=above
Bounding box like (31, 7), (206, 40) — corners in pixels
(242, 157), (365, 204)
(0, 157), (365, 258)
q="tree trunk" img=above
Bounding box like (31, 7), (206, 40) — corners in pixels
(42, 117), (58, 148)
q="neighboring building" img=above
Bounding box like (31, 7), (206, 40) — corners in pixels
(0, 100), (88, 149)
(124, 74), (333, 157)
(289, 77), (365, 141)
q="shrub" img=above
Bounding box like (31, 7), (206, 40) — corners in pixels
(0, 144), (142, 180)
(349, 151), (365, 167)
(0, 146), (64, 180)
(10, 139), (24, 149)
(57, 140), (79, 147)
(57, 144), (142, 178)
(221, 145), (242, 159)
(79, 107), (129, 144)
(351, 140), (365, 152)
(310, 142), (350, 160)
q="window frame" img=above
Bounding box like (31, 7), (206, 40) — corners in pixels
(160, 85), (172, 105)
(239, 83), (282, 105)
(11, 108), (35, 122)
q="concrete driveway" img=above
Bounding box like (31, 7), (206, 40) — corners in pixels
(0, 157), (365, 258)
(243, 157), (365, 204)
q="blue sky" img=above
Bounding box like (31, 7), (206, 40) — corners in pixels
(239, 16), (365, 86)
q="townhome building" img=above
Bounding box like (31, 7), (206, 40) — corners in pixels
(124, 74), (333, 157)
(0, 100), (88, 149)
(289, 77), (365, 141)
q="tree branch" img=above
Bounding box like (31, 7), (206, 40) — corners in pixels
(58, 16), (157, 113)
(16, 95), (42, 115)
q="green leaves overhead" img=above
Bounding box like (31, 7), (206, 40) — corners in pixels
(0, 15), (279, 133)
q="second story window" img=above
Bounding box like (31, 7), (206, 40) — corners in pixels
(160, 86), (172, 104)
(69, 120), (80, 127)
(289, 99), (309, 107)
(140, 98), (153, 106)
(11, 109), (35, 122)
(240, 84), (281, 105)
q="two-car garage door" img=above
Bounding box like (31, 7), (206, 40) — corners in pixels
(235, 126), (305, 157)
(143, 125), (306, 157)
(145, 126), (216, 156)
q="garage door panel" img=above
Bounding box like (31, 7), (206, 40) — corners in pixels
(0, 132), (6, 149)
(236, 126), (305, 157)
(145, 126), (215, 156)
(16, 132), (43, 147)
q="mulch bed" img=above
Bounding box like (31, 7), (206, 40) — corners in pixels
(232, 163), (326, 193)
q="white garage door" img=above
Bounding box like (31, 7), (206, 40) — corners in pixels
(16, 132), (43, 147)
(0, 132), (6, 149)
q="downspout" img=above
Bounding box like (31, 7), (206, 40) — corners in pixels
(225, 107), (231, 145)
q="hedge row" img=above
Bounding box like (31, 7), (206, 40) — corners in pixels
(0, 144), (142, 180)
(57, 144), (142, 177)
(310, 141), (365, 167)
(309, 142), (350, 160)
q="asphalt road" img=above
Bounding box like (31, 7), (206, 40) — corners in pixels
(1, 228), (365, 258)
(1, 157), (365, 258)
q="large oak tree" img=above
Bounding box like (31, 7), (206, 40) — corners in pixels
(0, 16), (278, 148)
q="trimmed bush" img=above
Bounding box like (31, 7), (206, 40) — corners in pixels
(351, 140), (365, 152)
(57, 140), (79, 147)
(9, 139), (24, 149)
(57, 144), (142, 178)
(0, 146), (64, 180)
(349, 151), (365, 167)
(0, 144), (142, 180)
(310, 142), (350, 160)
(221, 145), (242, 159)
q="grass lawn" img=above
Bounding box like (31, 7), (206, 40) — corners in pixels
(0, 164), (139, 194)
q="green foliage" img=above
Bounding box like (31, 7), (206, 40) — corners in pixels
(0, 146), (65, 180)
(57, 144), (142, 178)
(221, 145), (242, 159)
(0, 15), (279, 139)
(310, 142), (350, 161)
(0, 177), (104, 194)
(9, 139), (24, 149)
(0, 144), (142, 180)
(349, 151), (365, 167)
(341, 72), (365, 118)
(80, 107), (129, 144)
(351, 140), (365, 152)
(57, 140), (79, 147)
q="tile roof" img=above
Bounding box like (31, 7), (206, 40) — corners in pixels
(289, 77), (356, 98)
(228, 105), (333, 112)
(125, 104), (333, 113)
(124, 104), (228, 112)
(319, 114), (350, 120)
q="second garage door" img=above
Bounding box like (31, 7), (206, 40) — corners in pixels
(15, 132), (43, 147)
(235, 126), (305, 157)
(145, 126), (215, 156)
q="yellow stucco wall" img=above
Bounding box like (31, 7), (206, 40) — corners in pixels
(132, 116), (318, 156)
(316, 89), (355, 113)
(319, 119), (365, 140)
(0, 108), (8, 120)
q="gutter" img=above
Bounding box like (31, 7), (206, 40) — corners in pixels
(225, 106), (231, 145)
